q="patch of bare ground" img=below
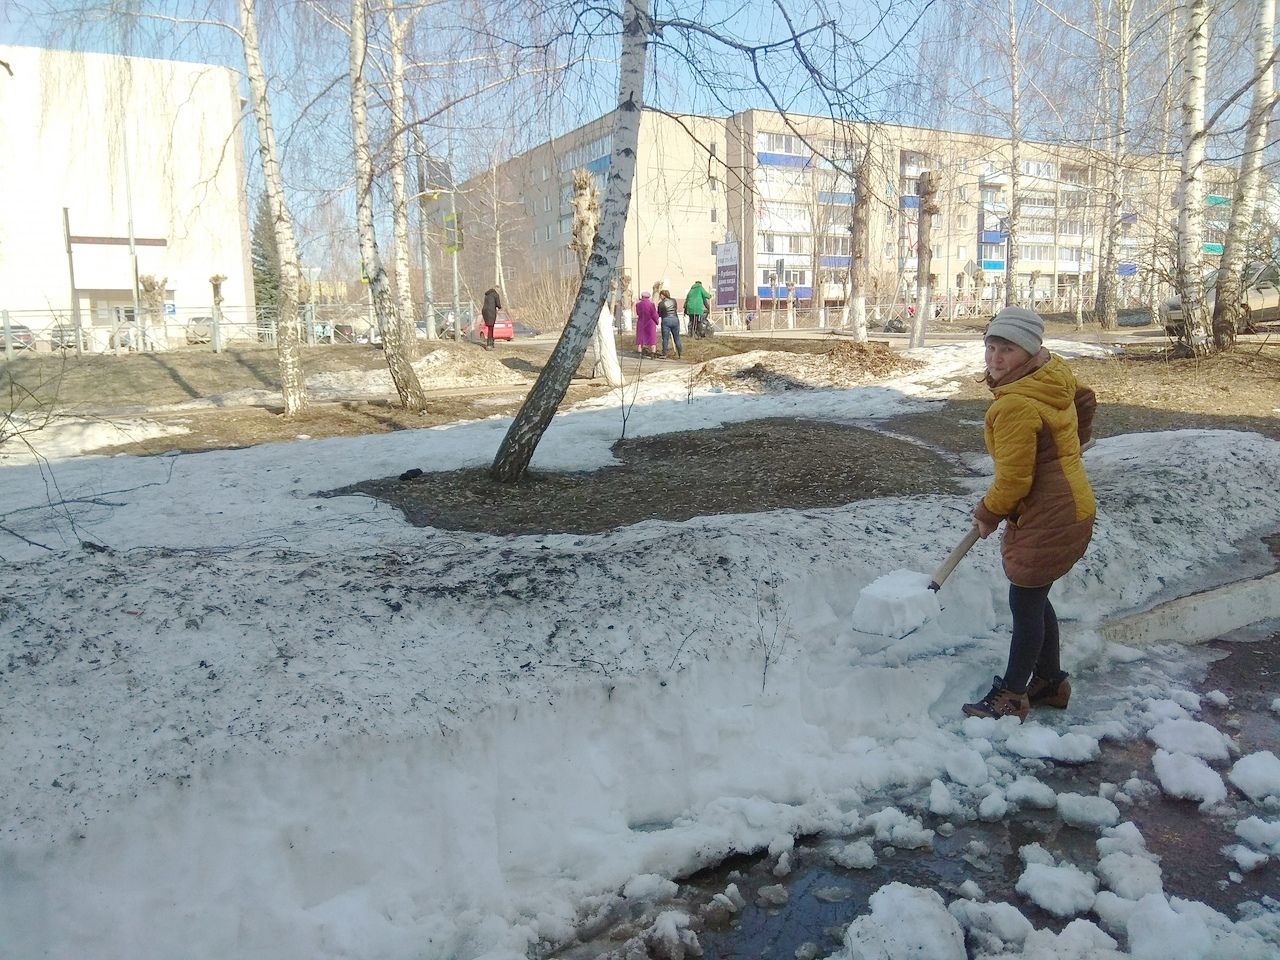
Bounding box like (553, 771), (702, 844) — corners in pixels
(693, 341), (922, 392)
(329, 418), (963, 536)
(345, 341), (1279, 536)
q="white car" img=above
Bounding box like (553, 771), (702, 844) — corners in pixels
(1159, 262), (1279, 336)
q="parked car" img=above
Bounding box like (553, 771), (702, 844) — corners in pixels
(49, 323), (87, 350)
(1, 322), (36, 352)
(1159, 261), (1279, 336)
(186, 316), (213, 344)
(467, 309), (515, 343)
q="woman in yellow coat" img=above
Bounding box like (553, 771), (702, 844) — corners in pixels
(962, 306), (1097, 721)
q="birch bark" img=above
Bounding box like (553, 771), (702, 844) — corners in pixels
(1176, 0), (1210, 349)
(238, 0), (307, 415)
(1210, 0), (1274, 349)
(491, 0), (648, 482)
(350, 0), (426, 409)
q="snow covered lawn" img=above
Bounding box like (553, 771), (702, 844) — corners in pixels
(1, 340), (1277, 959)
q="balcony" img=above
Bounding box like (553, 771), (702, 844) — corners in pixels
(757, 152), (811, 168)
(900, 195), (920, 209)
(981, 259), (1005, 271)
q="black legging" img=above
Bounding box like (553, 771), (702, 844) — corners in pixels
(1002, 583), (1061, 693)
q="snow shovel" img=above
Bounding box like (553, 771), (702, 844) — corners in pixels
(927, 525), (981, 592)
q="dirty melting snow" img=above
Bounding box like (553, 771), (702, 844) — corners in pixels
(0, 339), (1278, 959)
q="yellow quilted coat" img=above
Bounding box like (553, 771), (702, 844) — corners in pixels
(975, 350), (1097, 587)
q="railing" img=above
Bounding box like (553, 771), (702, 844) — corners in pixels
(0, 303), (475, 358)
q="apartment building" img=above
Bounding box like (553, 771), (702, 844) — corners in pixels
(0, 45), (253, 349)
(457, 106), (1225, 318)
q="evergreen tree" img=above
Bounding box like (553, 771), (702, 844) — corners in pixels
(250, 192), (282, 318)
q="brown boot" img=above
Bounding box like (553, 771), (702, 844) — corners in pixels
(1026, 671), (1071, 709)
(962, 677), (1029, 721)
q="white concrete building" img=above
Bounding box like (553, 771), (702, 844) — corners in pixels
(0, 45), (253, 350)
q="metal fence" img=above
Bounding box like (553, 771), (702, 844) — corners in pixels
(0, 302), (478, 359)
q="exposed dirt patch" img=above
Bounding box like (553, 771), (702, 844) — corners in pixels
(693, 341), (922, 392)
(330, 419), (963, 536)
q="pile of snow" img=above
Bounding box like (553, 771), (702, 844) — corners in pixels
(1229, 752), (1280, 803)
(1, 339), (1278, 960)
(833, 883), (965, 960)
(1152, 749), (1228, 807)
(307, 347), (529, 398)
(0, 412), (188, 464)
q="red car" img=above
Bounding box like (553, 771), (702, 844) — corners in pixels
(469, 309), (515, 343)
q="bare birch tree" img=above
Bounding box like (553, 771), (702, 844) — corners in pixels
(1210, 0), (1275, 349)
(1093, 0), (1133, 330)
(350, 0), (426, 410)
(490, 0), (648, 482)
(382, 0), (418, 359)
(1175, 0), (1211, 349)
(239, 0), (308, 415)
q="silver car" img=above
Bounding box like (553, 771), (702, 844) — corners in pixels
(1160, 261), (1280, 336)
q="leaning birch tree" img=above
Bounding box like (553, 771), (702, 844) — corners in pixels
(239, 0), (307, 415)
(1210, 0), (1275, 349)
(490, 0), (648, 482)
(350, 0), (426, 409)
(1175, 0), (1210, 349)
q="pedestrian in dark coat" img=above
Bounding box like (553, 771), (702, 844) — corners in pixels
(481, 287), (502, 350)
(656, 289), (681, 358)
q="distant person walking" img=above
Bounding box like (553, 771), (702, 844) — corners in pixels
(481, 287), (502, 350)
(684, 280), (709, 336)
(635, 290), (659, 358)
(657, 288), (682, 358)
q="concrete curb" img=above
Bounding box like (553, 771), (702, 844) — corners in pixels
(1098, 570), (1280, 647)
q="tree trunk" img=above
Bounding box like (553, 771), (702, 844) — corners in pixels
(383, 0), (418, 359)
(1095, 0), (1130, 330)
(1005, 0), (1021, 308)
(415, 141), (438, 339)
(592, 305), (624, 386)
(491, 0), (648, 483)
(1211, 0), (1274, 350)
(238, 0), (307, 415)
(912, 170), (937, 348)
(849, 147), (871, 341)
(1149, 12), (1177, 331)
(350, 0), (426, 410)
(1176, 0), (1211, 349)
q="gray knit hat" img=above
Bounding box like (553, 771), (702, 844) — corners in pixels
(985, 306), (1044, 355)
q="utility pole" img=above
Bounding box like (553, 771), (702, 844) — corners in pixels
(62, 207), (84, 356)
(447, 114), (461, 342)
(415, 139), (437, 338)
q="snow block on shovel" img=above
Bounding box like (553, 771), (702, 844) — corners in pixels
(851, 570), (942, 639)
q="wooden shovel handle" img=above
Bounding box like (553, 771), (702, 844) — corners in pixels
(928, 525), (981, 592)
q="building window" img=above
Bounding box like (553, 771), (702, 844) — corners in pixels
(957, 214), (968, 229)
(956, 245), (967, 260)
(711, 207), (718, 223)
(543, 196), (551, 212)
(544, 224), (552, 241)
(709, 177), (718, 193)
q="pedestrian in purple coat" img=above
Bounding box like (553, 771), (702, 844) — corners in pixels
(634, 291), (659, 358)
